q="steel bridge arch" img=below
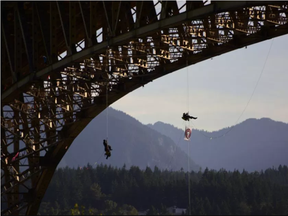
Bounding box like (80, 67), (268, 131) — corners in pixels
(1, 1), (288, 215)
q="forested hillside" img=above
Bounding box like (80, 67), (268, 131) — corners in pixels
(39, 165), (288, 215)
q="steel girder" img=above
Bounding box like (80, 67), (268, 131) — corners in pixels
(1, 1), (288, 215)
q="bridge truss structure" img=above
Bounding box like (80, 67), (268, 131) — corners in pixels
(1, 1), (288, 215)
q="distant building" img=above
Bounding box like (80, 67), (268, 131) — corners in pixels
(167, 206), (186, 215)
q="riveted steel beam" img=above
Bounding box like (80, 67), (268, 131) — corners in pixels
(69, 1), (77, 54)
(50, 2), (59, 64)
(102, 1), (112, 38)
(32, 3), (38, 71)
(112, 2), (121, 37)
(160, 1), (168, 20)
(16, 2), (34, 74)
(89, 2), (98, 46)
(56, 2), (71, 55)
(14, 5), (22, 81)
(2, 24), (17, 83)
(35, 3), (50, 62)
(78, 1), (91, 47)
(124, 1), (135, 32)
(135, 2), (144, 28)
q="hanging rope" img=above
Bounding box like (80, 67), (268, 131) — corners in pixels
(186, 59), (191, 215)
(94, 151), (105, 166)
(186, 60), (190, 113)
(191, 39), (274, 140)
(105, 47), (111, 141)
(187, 138), (191, 215)
(106, 83), (109, 140)
(164, 121), (186, 170)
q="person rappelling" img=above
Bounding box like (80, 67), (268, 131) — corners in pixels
(182, 112), (197, 121)
(103, 139), (112, 159)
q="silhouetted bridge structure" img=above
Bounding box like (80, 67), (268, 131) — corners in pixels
(1, 1), (288, 215)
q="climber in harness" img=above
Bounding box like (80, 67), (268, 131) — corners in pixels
(182, 112), (197, 121)
(103, 139), (112, 159)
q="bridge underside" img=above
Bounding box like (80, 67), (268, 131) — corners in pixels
(1, 1), (288, 215)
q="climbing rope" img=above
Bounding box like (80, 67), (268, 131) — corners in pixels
(186, 60), (190, 114)
(94, 151), (105, 166)
(164, 121), (186, 170)
(186, 59), (191, 215)
(106, 83), (109, 140)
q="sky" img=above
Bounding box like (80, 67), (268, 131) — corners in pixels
(111, 34), (288, 132)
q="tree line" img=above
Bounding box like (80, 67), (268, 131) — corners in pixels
(39, 164), (288, 215)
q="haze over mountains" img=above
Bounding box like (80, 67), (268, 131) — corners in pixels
(59, 107), (288, 172)
(149, 118), (288, 172)
(59, 107), (200, 171)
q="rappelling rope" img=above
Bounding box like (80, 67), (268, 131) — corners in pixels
(106, 83), (109, 140)
(186, 59), (191, 215)
(94, 151), (105, 166)
(165, 121), (186, 170)
(187, 60), (190, 114)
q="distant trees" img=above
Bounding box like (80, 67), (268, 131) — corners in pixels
(39, 164), (288, 215)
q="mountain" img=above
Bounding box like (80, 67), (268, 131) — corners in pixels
(58, 107), (200, 171)
(148, 118), (288, 172)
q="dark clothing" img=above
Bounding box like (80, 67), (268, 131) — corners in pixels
(182, 113), (197, 121)
(103, 140), (112, 159)
(105, 151), (111, 159)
